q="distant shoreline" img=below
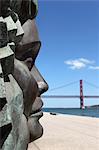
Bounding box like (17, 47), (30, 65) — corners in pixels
(85, 105), (99, 108)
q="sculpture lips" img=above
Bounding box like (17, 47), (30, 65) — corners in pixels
(30, 111), (43, 118)
(31, 96), (43, 115)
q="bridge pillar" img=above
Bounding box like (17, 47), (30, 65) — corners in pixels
(80, 80), (85, 109)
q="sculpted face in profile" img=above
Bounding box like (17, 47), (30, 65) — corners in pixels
(0, 0), (48, 149)
(13, 0), (49, 144)
(14, 18), (48, 142)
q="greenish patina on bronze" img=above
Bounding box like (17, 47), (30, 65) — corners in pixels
(0, 1), (48, 149)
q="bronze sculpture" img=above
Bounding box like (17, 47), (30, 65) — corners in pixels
(0, 0), (48, 149)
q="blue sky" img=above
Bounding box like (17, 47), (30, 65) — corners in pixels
(36, 0), (99, 108)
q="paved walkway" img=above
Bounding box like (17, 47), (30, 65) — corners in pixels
(28, 113), (99, 150)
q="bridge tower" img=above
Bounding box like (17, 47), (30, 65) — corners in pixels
(80, 80), (85, 109)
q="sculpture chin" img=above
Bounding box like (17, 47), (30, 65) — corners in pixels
(28, 111), (43, 142)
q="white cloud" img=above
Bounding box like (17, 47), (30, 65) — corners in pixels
(89, 66), (99, 70)
(65, 60), (85, 69)
(79, 58), (94, 64)
(64, 58), (94, 70)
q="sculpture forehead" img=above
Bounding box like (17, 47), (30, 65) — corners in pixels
(0, 0), (10, 8)
(10, 0), (22, 12)
(10, 0), (38, 23)
(20, 19), (40, 44)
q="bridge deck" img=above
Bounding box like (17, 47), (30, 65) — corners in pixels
(42, 95), (99, 98)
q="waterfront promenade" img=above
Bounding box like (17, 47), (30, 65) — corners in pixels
(28, 112), (99, 150)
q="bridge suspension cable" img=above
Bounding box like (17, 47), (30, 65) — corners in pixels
(84, 80), (99, 89)
(49, 80), (79, 91)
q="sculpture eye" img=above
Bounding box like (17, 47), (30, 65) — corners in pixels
(24, 57), (33, 71)
(15, 41), (41, 63)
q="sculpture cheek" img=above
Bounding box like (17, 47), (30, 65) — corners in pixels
(13, 59), (38, 118)
(16, 114), (29, 150)
(24, 57), (33, 71)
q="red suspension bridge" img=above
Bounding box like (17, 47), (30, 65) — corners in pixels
(42, 80), (99, 109)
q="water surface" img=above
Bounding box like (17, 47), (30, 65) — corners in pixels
(43, 107), (99, 118)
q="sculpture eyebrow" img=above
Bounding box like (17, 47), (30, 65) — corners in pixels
(15, 41), (41, 61)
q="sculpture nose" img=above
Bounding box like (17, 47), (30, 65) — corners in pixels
(38, 81), (49, 95)
(31, 65), (49, 96)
